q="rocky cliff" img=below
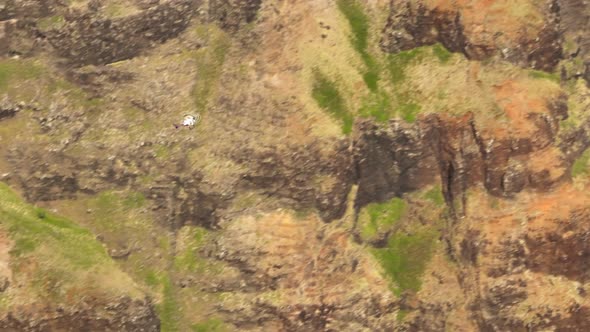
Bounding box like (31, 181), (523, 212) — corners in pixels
(0, 0), (590, 331)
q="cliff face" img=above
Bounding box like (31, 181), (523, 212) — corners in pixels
(1, 0), (590, 330)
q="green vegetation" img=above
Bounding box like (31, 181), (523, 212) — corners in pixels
(311, 69), (353, 134)
(192, 318), (226, 332)
(0, 183), (108, 268)
(372, 228), (438, 295)
(174, 226), (209, 273)
(423, 185), (444, 206)
(363, 70), (379, 92)
(90, 191), (146, 230)
(528, 69), (560, 83)
(157, 272), (182, 332)
(155, 144), (171, 159)
(0, 59), (44, 91)
(432, 44), (453, 63)
(359, 91), (391, 122)
(337, 0), (379, 92)
(122, 192), (146, 209)
(37, 15), (65, 31)
(387, 47), (426, 84)
(0, 182), (141, 304)
(358, 197), (406, 240)
(397, 103), (421, 123)
(192, 26), (230, 114)
(572, 148), (590, 178)
(397, 309), (409, 322)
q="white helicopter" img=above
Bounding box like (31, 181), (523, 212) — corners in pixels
(174, 114), (200, 129)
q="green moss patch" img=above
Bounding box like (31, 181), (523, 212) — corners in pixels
(1, 184), (106, 268)
(192, 318), (226, 332)
(154, 272), (182, 332)
(337, 0), (379, 92)
(173, 226), (212, 273)
(359, 91), (392, 122)
(0, 59), (44, 92)
(432, 44), (453, 63)
(311, 69), (353, 134)
(372, 228), (438, 295)
(528, 69), (560, 83)
(387, 47), (427, 85)
(572, 148), (590, 178)
(358, 197), (406, 241)
(0, 182), (141, 303)
(423, 185), (444, 206)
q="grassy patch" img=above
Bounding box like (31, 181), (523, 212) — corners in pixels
(1, 184), (107, 268)
(192, 25), (230, 114)
(397, 103), (421, 123)
(397, 309), (409, 322)
(192, 318), (225, 332)
(311, 69), (353, 134)
(528, 69), (560, 83)
(359, 91), (392, 122)
(154, 144), (171, 159)
(388, 47), (426, 85)
(337, 0), (379, 92)
(0, 182), (141, 303)
(372, 228), (437, 295)
(90, 191), (147, 230)
(0, 59), (44, 92)
(358, 197), (406, 241)
(423, 185), (444, 206)
(173, 226), (210, 273)
(572, 149), (590, 178)
(432, 44), (452, 63)
(337, 0), (369, 58)
(363, 70), (379, 92)
(157, 273), (181, 332)
(37, 15), (64, 31)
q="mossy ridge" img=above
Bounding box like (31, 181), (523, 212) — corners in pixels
(317, 0), (456, 127)
(357, 44), (450, 123)
(0, 182), (141, 303)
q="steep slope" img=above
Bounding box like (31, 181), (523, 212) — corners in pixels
(0, 182), (158, 331)
(0, 0), (590, 331)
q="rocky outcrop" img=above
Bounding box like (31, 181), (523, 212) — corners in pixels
(46, 0), (196, 65)
(212, 211), (398, 331)
(0, 100), (22, 121)
(209, 0), (262, 32)
(353, 119), (437, 207)
(147, 174), (227, 229)
(234, 141), (353, 221)
(353, 103), (568, 214)
(557, 0), (590, 83)
(381, 0), (563, 71)
(0, 297), (159, 332)
(0, 0), (60, 20)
